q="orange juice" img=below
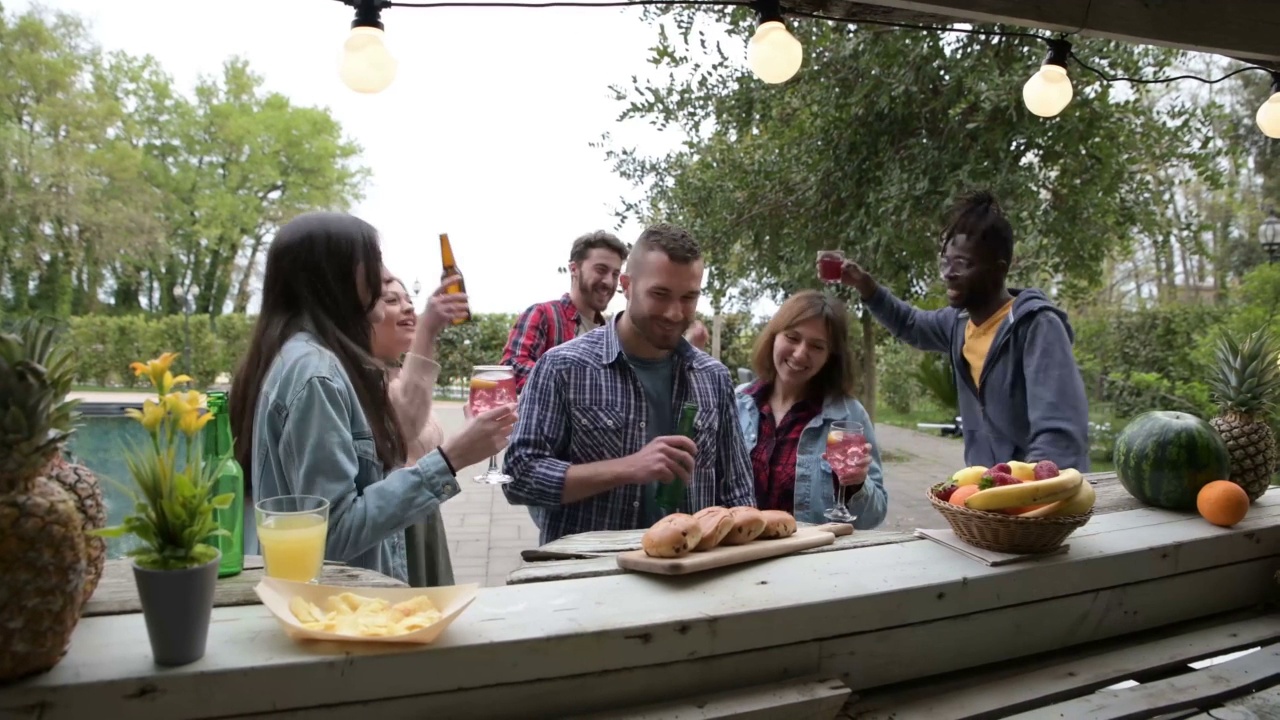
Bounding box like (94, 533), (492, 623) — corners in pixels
(258, 513), (327, 582)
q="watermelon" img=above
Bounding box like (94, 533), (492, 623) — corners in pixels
(1113, 410), (1230, 511)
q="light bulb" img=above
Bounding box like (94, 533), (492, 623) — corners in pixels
(339, 26), (398, 94)
(1258, 90), (1280, 139)
(1022, 64), (1073, 118)
(747, 20), (802, 84)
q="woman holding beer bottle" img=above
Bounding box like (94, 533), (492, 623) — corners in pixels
(733, 291), (888, 527)
(370, 271), (469, 585)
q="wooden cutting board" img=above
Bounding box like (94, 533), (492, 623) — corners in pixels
(615, 523), (853, 576)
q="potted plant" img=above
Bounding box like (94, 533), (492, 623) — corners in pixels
(93, 352), (233, 666)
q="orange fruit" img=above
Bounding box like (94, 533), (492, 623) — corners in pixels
(949, 485), (981, 507)
(1196, 480), (1249, 528)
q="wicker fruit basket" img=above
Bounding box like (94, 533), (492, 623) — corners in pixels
(927, 483), (1093, 554)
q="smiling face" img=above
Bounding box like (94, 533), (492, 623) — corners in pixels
(771, 317), (831, 391)
(940, 233), (1006, 310)
(370, 268), (415, 361)
(620, 250), (704, 352)
(570, 248), (624, 313)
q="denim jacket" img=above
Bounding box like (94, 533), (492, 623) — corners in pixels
(734, 384), (888, 529)
(245, 331), (461, 583)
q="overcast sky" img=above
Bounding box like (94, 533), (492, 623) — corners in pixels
(19, 0), (770, 317)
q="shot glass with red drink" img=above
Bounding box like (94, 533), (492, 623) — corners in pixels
(817, 250), (845, 284)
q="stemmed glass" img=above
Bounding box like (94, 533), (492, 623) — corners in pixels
(823, 420), (867, 523)
(468, 364), (517, 484)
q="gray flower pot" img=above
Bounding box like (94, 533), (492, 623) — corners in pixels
(132, 551), (220, 667)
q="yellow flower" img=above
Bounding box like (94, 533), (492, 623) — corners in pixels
(178, 408), (214, 437)
(125, 399), (167, 432)
(165, 390), (207, 416)
(130, 353), (182, 391)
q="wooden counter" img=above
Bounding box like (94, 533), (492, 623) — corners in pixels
(1, 489), (1277, 719)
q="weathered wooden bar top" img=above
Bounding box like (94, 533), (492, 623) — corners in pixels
(1, 481), (1277, 719)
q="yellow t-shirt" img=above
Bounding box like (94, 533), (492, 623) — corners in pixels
(962, 299), (1014, 390)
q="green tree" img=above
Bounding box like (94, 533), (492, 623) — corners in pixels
(604, 9), (1219, 418)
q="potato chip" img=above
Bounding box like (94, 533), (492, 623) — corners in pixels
(288, 590), (444, 638)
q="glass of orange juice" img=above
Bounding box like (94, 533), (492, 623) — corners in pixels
(255, 495), (330, 583)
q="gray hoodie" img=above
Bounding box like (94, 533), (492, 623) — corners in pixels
(866, 286), (1090, 472)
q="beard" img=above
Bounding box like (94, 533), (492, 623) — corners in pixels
(576, 272), (614, 312)
(627, 306), (689, 351)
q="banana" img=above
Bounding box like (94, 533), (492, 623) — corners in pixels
(950, 466), (988, 487)
(965, 469), (1084, 512)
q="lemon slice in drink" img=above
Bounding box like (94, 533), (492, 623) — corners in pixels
(827, 430), (844, 445)
(470, 378), (500, 390)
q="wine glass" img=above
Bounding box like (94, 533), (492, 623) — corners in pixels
(468, 364), (517, 485)
(823, 420), (867, 523)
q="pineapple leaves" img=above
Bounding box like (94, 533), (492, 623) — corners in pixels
(1209, 328), (1280, 417)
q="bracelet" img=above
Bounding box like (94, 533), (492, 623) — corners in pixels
(436, 446), (458, 476)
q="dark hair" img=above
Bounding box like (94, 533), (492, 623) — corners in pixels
(751, 290), (856, 400)
(627, 223), (702, 273)
(229, 212), (405, 496)
(569, 230), (628, 265)
(940, 190), (1014, 265)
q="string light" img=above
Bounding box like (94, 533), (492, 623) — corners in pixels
(339, 0), (398, 94)
(1022, 39), (1073, 118)
(747, 0), (803, 84)
(1258, 72), (1280, 139)
(334, 0), (1280, 137)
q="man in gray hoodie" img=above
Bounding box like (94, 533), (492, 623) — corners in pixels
(824, 190), (1090, 471)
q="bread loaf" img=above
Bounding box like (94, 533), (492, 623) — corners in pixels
(641, 513), (703, 558)
(691, 507), (735, 551)
(758, 510), (797, 539)
(720, 506), (767, 545)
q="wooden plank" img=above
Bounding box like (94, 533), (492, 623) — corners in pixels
(781, 0), (1280, 65)
(84, 556), (406, 617)
(1007, 645), (1280, 720)
(210, 643), (826, 720)
(571, 677), (851, 720)
(1217, 684), (1280, 719)
(848, 612), (1280, 719)
(2, 499), (1274, 720)
(616, 526), (843, 576)
(820, 559), (1280, 693)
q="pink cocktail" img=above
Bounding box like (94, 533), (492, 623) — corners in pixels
(825, 428), (868, 476)
(469, 374), (516, 415)
(818, 251), (844, 283)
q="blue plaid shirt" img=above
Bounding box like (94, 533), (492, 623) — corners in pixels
(502, 315), (757, 544)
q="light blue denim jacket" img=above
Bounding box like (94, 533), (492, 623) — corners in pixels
(245, 331), (461, 583)
(734, 384), (888, 529)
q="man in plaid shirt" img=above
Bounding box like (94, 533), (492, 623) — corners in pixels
(502, 224), (757, 543)
(500, 231), (629, 392)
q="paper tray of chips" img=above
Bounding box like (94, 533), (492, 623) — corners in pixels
(253, 576), (478, 644)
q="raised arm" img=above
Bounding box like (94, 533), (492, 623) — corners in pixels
(832, 255), (955, 354)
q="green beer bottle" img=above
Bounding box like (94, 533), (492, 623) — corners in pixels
(203, 391), (245, 578)
(655, 402), (697, 512)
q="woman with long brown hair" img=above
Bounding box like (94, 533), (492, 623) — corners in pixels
(734, 290), (888, 527)
(229, 212), (516, 582)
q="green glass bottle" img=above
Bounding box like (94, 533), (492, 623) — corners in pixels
(204, 391), (244, 578)
(655, 402), (697, 512)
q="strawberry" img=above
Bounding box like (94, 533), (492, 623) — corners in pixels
(990, 462), (1012, 475)
(1033, 460), (1060, 480)
(934, 484), (959, 502)
(978, 471), (1020, 490)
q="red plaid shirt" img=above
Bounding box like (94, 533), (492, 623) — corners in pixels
(501, 294), (605, 392)
(745, 381), (823, 512)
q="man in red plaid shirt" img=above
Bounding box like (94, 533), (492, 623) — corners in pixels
(500, 231), (630, 392)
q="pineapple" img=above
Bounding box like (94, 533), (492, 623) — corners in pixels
(47, 455), (107, 605)
(1207, 330), (1280, 503)
(0, 321), (89, 682)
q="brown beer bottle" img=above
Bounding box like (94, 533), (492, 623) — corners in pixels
(439, 232), (471, 325)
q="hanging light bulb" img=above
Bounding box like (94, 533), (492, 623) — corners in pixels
(1257, 72), (1280, 139)
(747, 0), (802, 84)
(1022, 39), (1073, 118)
(338, 0), (397, 94)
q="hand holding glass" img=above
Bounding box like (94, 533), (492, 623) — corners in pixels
(823, 420), (868, 523)
(256, 495), (330, 583)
